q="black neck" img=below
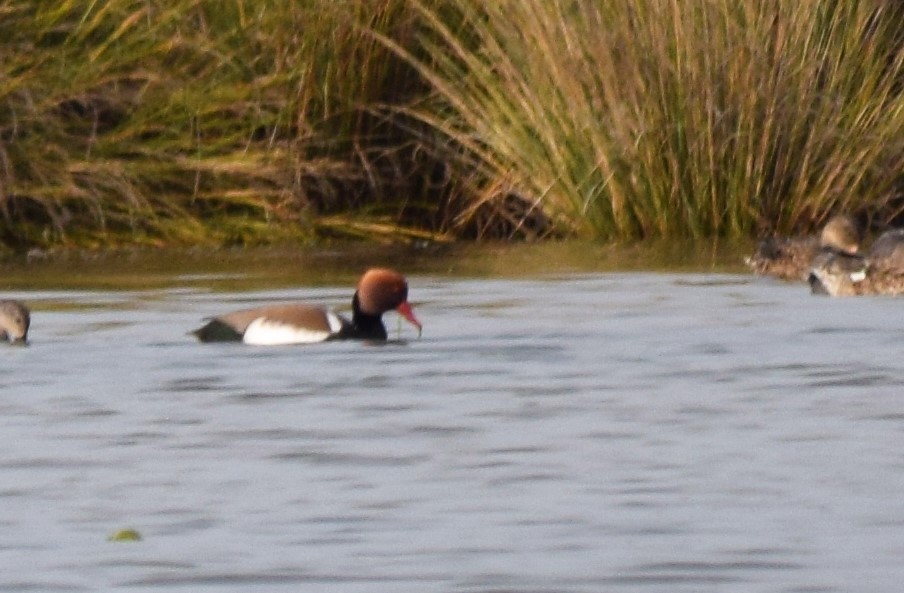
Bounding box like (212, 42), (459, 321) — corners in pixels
(349, 293), (388, 340)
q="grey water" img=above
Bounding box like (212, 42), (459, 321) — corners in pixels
(2, 260), (904, 592)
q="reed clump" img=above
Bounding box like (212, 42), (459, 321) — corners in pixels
(405, 0), (904, 240)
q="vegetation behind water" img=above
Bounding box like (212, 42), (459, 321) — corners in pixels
(2, 0), (904, 250)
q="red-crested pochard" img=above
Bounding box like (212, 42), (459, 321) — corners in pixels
(192, 268), (421, 344)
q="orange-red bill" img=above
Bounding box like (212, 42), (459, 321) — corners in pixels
(396, 301), (422, 337)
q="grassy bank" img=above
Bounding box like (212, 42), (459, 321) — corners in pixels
(2, 1), (904, 249)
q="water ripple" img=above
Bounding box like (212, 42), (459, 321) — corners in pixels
(3, 273), (904, 592)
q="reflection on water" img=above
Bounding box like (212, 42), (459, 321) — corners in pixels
(0, 240), (749, 291)
(2, 251), (904, 592)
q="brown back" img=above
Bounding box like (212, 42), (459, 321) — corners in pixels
(216, 304), (333, 334)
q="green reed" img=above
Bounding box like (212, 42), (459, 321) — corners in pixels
(405, 0), (904, 239)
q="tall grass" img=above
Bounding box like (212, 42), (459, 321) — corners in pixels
(0, 0), (438, 248)
(3, 1), (904, 248)
(404, 0), (904, 239)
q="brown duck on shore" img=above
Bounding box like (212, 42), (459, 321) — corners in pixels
(865, 228), (904, 272)
(809, 228), (904, 296)
(745, 215), (862, 281)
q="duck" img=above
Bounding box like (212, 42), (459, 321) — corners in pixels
(809, 227), (904, 296)
(807, 250), (868, 296)
(865, 228), (904, 272)
(0, 300), (30, 345)
(746, 214), (862, 281)
(192, 268), (422, 344)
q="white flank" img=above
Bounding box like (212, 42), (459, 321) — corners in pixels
(242, 315), (338, 345)
(849, 270), (867, 282)
(325, 311), (344, 334)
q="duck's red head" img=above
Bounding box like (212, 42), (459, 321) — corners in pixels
(357, 268), (422, 334)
